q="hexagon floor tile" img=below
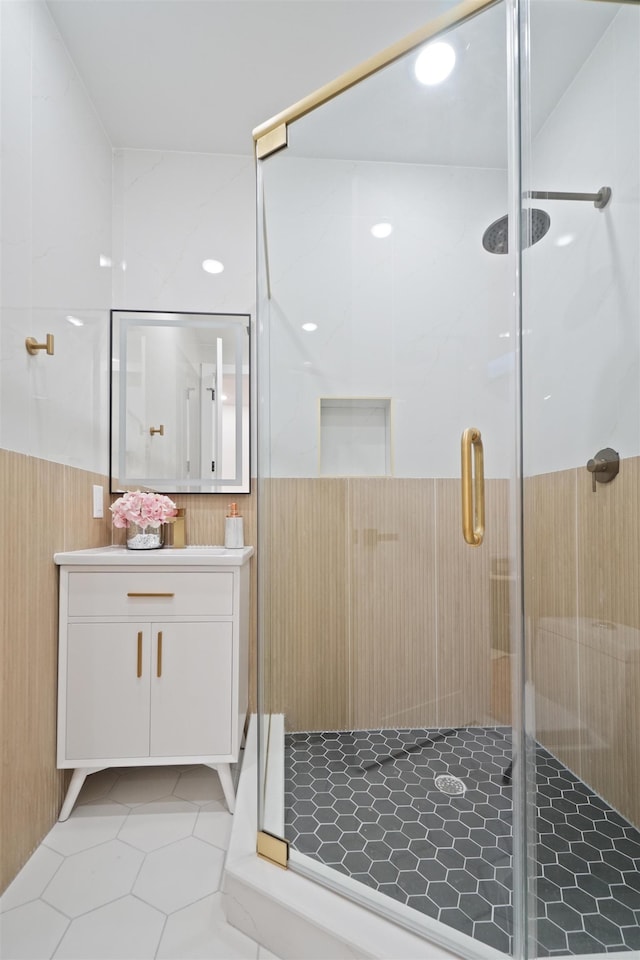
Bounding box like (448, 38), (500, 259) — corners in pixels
(52, 895), (165, 959)
(133, 835), (225, 913)
(116, 797), (199, 852)
(285, 726), (640, 956)
(42, 839), (145, 918)
(2, 765), (273, 960)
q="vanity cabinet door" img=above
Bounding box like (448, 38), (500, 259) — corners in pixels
(66, 623), (151, 760)
(150, 621), (233, 758)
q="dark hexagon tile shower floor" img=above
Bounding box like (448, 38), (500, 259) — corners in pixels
(284, 727), (640, 956)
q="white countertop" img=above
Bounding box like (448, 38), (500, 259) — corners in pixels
(54, 545), (254, 566)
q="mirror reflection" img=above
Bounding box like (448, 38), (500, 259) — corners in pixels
(110, 311), (250, 494)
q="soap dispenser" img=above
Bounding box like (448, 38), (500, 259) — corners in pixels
(224, 502), (244, 549)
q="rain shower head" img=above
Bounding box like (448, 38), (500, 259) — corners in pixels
(482, 185), (612, 255)
(482, 209), (550, 255)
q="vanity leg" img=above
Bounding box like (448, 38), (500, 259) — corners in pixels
(207, 763), (235, 814)
(59, 767), (103, 821)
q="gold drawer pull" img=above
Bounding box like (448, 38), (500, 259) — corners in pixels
(137, 631), (143, 678)
(157, 631), (163, 678)
(127, 592), (175, 598)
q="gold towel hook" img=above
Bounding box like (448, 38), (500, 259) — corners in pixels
(25, 334), (54, 356)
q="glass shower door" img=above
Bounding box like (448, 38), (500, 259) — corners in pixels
(521, 0), (640, 956)
(256, 0), (524, 955)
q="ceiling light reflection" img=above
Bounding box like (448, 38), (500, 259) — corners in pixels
(371, 222), (393, 239)
(415, 42), (456, 86)
(202, 259), (224, 274)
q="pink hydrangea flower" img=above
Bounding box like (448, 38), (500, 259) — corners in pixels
(110, 491), (177, 529)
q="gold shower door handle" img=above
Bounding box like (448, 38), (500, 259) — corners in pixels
(461, 427), (485, 546)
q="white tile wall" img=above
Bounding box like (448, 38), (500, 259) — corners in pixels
(523, 4), (640, 475)
(261, 157), (514, 479)
(0, 1), (112, 475)
(112, 149), (255, 315)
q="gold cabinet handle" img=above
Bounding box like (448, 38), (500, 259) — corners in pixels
(137, 631), (143, 678)
(461, 427), (485, 546)
(157, 631), (163, 678)
(127, 592), (175, 598)
(150, 424), (165, 436)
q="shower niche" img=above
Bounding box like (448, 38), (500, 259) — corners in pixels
(319, 398), (392, 477)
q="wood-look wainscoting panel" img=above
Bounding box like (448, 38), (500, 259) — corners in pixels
(262, 479), (348, 732)
(576, 455), (639, 629)
(1, 451), (66, 893)
(348, 479), (437, 731)
(533, 620), (582, 776)
(523, 469), (581, 774)
(523, 470), (578, 625)
(64, 467), (112, 550)
(578, 638), (640, 827)
(435, 478), (510, 729)
(576, 455), (640, 826)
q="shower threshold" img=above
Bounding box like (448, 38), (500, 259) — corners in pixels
(284, 727), (640, 957)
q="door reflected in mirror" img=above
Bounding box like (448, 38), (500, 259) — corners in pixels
(110, 311), (250, 494)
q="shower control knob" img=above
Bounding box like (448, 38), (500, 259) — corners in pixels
(586, 448), (619, 492)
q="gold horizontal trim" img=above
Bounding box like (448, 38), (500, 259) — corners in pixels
(252, 0), (499, 145)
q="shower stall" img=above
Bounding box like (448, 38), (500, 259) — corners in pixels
(253, 0), (640, 956)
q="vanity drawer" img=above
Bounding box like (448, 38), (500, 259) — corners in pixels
(67, 571), (234, 618)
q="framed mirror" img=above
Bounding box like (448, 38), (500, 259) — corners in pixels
(110, 310), (250, 494)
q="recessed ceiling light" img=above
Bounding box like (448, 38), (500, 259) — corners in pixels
(555, 233), (575, 248)
(371, 222), (393, 239)
(66, 315), (84, 327)
(415, 41), (456, 86)
(301, 323), (318, 332)
(202, 259), (224, 274)
(99, 254), (112, 267)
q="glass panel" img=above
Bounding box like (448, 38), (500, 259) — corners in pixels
(522, 0), (640, 956)
(257, 1), (526, 955)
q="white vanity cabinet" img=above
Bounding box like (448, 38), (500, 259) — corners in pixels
(54, 546), (253, 820)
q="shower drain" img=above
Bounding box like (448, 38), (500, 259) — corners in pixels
(434, 774), (467, 796)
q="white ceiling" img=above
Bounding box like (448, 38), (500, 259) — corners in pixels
(47, 0), (618, 164)
(47, 0), (448, 154)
